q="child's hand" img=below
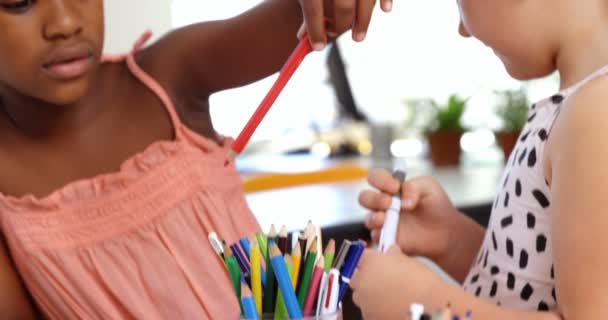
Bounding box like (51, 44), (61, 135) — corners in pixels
(359, 169), (461, 265)
(350, 246), (441, 320)
(297, 0), (392, 50)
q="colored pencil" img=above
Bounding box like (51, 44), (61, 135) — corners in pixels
(228, 36), (313, 161)
(274, 254), (293, 320)
(241, 282), (259, 320)
(230, 243), (251, 284)
(263, 242), (277, 314)
(269, 242), (302, 319)
(240, 237), (251, 259)
(303, 256), (325, 316)
(223, 247), (242, 303)
(208, 232), (224, 260)
(297, 233), (307, 259)
(323, 239), (335, 272)
(291, 243), (302, 290)
(297, 237), (318, 308)
(256, 232), (268, 261)
(278, 225), (288, 255)
(268, 224), (277, 243)
(332, 240), (352, 270)
(250, 238), (262, 317)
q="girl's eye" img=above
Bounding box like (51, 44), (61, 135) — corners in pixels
(1, 0), (34, 13)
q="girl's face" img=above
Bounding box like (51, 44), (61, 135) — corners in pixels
(456, 0), (558, 80)
(0, 0), (104, 106)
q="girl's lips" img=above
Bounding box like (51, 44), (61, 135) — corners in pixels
(43, 45), (94, 81)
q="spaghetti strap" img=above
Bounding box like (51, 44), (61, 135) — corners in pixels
(103, 31), (184, 140)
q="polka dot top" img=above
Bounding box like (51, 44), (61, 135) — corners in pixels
(463, 65), (608, 311)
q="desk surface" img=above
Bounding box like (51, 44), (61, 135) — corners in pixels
(244, 157), (504, 231)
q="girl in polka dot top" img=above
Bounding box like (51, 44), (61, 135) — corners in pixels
(351, 1), (608, 319)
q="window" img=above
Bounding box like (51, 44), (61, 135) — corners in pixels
(171, 1), (557, 155)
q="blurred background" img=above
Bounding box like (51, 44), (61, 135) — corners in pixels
(104, 0), (558, 234)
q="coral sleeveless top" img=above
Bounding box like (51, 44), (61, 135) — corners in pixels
(0, 32), (260, 319)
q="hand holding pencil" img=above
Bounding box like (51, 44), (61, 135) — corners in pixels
(359, 170), (466, 268)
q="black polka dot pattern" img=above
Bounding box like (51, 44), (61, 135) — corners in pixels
(515, 180), (522, 197)
(518, 148), (528, 165)
(533, 190), (550, 208)
(490, 281), (498, 297)
(521, 283), (534, 301)
(537, 234), (547, 253)
(507, 272), (516, 290)
(471, 274), (480, 284)
(462, 86), (577, 310)
(551, 94), (564, 104)
(506, 238), (514, 257)
(483, 250), (489, 268)
(527, 212), (536, 229)
(501, 215), (513, 228)
(520, 250), (529, 269)
(528, 148), (537, 167)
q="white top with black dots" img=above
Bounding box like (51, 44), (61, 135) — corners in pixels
(462, 65), (608, 311)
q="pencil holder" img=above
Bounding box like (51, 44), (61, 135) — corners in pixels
(241, 309), (342, 320)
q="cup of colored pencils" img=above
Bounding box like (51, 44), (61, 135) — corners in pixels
(210, 221), (364, 320)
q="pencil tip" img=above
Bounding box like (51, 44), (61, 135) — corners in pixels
(279, 225), (288, 236)
(269, 242), (282, 257)
(240, 282), (252, 295)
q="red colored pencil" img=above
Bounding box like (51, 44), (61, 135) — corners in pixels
(302, 257), (325, 316)
(227, 36), (313, 162)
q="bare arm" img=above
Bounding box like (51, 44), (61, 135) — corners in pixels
(545, 77), (608, 318)
(424, 77), (608, 319)
(140, 0), (304, 100)
(435, 211), (485, 283)
(0, 236), (37, 320)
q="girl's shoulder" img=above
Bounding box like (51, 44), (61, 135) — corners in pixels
(544, 75), (608, 181)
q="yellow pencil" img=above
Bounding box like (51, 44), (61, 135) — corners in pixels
(291, 242), (302, 289)
(250, 237), (262, 317)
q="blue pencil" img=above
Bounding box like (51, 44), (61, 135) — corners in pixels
(231, 244), (252, 287)
(231, 244), (251, 274)
(240, 237), (251, 258)
(241, 282), (259, 320)
(269, 241), (303, 319)
(338, 242), (365, 303)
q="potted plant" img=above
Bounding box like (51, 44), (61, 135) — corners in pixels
(494, 88), (529, 160)
(406, 94), (468, 166)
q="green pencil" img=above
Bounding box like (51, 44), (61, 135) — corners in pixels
(256, 232), (268, 261)
(223, 243), (243, 313)
(263, 228), (278, 314)
(296, 237), (318, 309)
(323, 239), (335, 272)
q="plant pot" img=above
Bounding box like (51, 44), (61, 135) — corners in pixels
(495, 131), (520, 161)
(427, 131), (463, 167)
